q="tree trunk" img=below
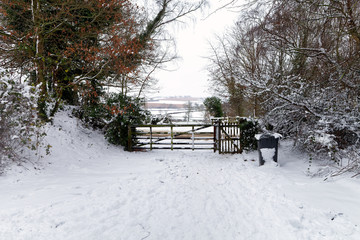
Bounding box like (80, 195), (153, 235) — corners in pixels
(32, 0), (48, 121)
(346, 0), (360, 51)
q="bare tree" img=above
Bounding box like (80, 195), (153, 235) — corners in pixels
(207, 0), (360, 170)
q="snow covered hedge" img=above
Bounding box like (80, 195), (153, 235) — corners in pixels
(0, 71), (44, 173)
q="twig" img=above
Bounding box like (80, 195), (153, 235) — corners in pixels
(351, 172), (360, 178)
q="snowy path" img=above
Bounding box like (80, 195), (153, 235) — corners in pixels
(0, 111), (359, 239)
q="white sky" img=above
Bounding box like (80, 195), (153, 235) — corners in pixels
(149, 1), (242, 98)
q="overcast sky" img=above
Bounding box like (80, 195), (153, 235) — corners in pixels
(148, 1), (242, 98)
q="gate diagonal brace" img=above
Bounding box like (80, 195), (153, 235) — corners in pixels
(220, 127), (242, 153)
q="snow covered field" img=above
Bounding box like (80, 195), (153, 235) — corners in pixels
(145, 96), (205, 122)
(1, 110), (360, 240)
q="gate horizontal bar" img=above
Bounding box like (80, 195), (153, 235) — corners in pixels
(134, 124), (212, 128)
(135, 136), (214, 140)
(135, 142), (213, 146)
(132, 147), (214, 150)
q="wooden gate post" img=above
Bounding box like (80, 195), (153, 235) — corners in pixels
(192, 125), (195, 151)
(128, 125), (133, 151)
(213, 125), (217, 153)
(171, 126), (174, 151)
(150, 126), (153, 151)
(217, 121), (221, 153)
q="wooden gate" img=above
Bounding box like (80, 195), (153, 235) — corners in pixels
(214, 121), (242, 154)
(128, 124), (214, 151)
(129, 120), (243, 154)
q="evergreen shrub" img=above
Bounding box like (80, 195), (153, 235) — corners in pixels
(239, 118), (259, 151)
(103, 93), (151, 149)
(76, 92), (150, 150)
(204, 96), (223, 117)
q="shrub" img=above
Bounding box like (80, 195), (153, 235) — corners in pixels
(0, 72), (44, 173)
(303, 127), (360, 177)
(239, 118), (259, 151)
(76, 91), (151, 150)
(74, 79), (107, 129)
(103, 93), (151, 150)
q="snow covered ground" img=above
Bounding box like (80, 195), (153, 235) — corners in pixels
(1, 110), (360, 240)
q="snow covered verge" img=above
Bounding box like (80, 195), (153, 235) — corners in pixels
(1, 110), (360, 240)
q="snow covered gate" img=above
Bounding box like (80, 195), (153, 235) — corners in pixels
(128, 121), (243, 154)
